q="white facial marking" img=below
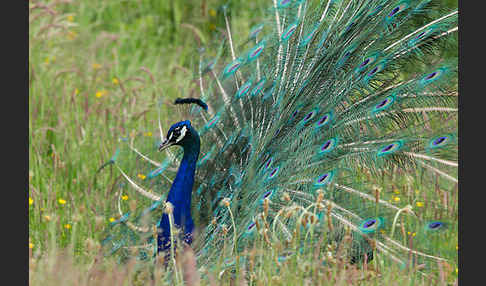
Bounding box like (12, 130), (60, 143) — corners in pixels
(175, 126), (187, 143)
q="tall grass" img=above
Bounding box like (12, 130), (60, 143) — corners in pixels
(29, 0), (458, 285)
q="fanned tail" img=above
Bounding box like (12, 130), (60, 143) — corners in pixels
(97, 0), (457, 275)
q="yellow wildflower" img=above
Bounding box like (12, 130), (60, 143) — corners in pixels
(64, 224), (71, 229)
(456, 267), (458, 274)
(122, 195), (129, 201)
(95, 90), (106, 98)
(109, 217), (115, 223)
(112, 78), (119, 85)
(137, 174), (146, 180)
(209, 9), (217, 17)
(92, 63), (101, 69)
(393, 196), (400, 202)
(44, 57), (50, 65)
(456, 244), (458, 250)
(29, 197), (33, 206)
(67, 15), (74, 22)
(416, 201), (424, 207)
(29, 242), (34, 249)
(74, 88), (79, 95)
(407, 232), (416, 237)
(415, 189), (420, 194)
(393, 189), (400, 194)
(58, 198), (66, 205)
(144, 131), (152, 137)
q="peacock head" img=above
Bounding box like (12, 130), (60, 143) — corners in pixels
(158, 120), (199, 151)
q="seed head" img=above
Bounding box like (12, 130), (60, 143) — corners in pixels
(316, 189), (324, 204)
(281, 192), (291, 202)
(164, 202), (174, 214)
(263, 198), (269, 216)
(221, 198), (230, 207)
(221, 224), (228, 235)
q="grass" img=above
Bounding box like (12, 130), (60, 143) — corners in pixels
(29, 0), (458, 285)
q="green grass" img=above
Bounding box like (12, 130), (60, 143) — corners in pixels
(29, 0), (458, 285)
(29, 0), (266, 250)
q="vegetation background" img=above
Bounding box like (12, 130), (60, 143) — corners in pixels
(29, 0), (458, 285)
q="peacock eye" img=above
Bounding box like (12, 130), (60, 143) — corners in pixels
(358, 217), (384, 234)
(425, 221), (447, 233)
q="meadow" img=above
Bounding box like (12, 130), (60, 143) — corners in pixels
(29, 0), (458, 285)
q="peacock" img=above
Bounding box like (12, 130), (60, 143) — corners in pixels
(98, 0), (458, 277)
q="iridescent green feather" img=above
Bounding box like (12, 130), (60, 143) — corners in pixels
(97, 0), (457, 275)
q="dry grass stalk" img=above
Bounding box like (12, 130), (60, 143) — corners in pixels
(181, 245), (200, 286)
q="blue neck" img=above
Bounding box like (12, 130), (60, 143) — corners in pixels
(158, 134), (200, 252)
(167, 142), (199, 227)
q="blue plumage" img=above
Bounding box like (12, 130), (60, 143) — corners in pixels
(156, 120), (200, 252)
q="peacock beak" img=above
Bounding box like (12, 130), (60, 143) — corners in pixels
(158, 139), (174, 152)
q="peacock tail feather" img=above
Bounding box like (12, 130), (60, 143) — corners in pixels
(98, 0), (457, 276)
